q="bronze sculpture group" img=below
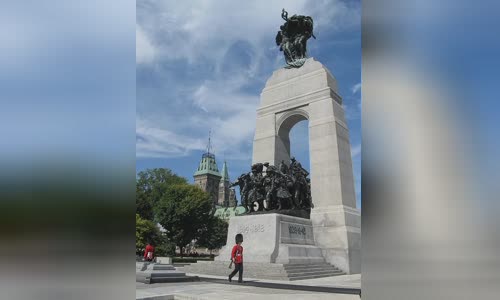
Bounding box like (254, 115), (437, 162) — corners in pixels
(275, 9), (316, 68)
(217, 10), (317, 216)
(231, 158), (313, 214)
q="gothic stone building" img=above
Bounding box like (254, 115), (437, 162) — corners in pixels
(190, 150), (242, 255)
(193, 151), (237, 208)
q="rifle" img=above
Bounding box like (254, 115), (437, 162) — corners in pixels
(281, 8), (288, 21)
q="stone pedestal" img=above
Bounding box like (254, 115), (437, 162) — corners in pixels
(252, 58), (361, 274)
(136, 262), (198, 284)
(185, 213), (345, 280)
(310, 205), (361, 274)
(215, 213), (324, 264)
(156, 257), (172, 264)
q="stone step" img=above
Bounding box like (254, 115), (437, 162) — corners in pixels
(150, 276), (199, 283)
(286, 270), (343, 276)
(287, 266), (340, 272)
(152, 265), (176, 271)
(288, 271), (346, 281)
(194, 261), (337, 271)
(284, 264), (341, 272)
(187, 269), (342, 280)
(150, 271), (187, 278)
(287, 269), (344, 277)
(285, 267), (341, 274)
(287, 260), (327, 264)
(190, 263), (337, 269)
(188, 267), (290, 276)
(284, 264), (339, 270)
(183, 261), (346, 281)
(136, 262), (176, 271)
(284, 263), (332, 267)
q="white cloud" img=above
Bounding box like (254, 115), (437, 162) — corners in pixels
(343, 96), (361, 120)
(136, 0), (360, 66)
(189, 79), (259, 159)
(136, 118), (205, 158)
(136, 71), (259, 159)
(345, 82), (362, 120)
(351, 144), (361, 159)
(136, 0), (361, 160)
(351, 82), (361, 94)
(136, 25), (156, 64)
(309, 0), (361, 31)
(192, 76), (257, 114)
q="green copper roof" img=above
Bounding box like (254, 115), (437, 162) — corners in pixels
(221, 161), (230, 182)
(214, 206), (246, 220)
(194, 152), (221, 177)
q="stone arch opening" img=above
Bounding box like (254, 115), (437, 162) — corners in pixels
(275, 109), (309, 166)
(288, 119), (310, 170)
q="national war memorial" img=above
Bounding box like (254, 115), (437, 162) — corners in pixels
(184, 9), (361, 280)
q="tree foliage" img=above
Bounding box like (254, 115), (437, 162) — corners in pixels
(154, 184), (212, 256)
(197, 217), (228, 252)
(136, 168), (187, 220)
(136, 167), (230, 257)
(155, 239), (176, 257)
(135, 213), (162, 254)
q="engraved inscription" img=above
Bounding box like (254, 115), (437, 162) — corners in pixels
(238, 224), (265, 234)
(288, 224), (306, 236)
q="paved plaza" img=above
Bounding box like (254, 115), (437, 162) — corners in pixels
(136, 273), (361, 299)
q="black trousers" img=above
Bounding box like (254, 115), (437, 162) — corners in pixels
(229, 262), (243, 282)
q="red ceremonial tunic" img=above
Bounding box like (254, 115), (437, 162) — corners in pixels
(231, 244), (243, 264)
(144, 244), (155, 260)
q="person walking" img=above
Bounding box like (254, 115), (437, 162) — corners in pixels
(144, 241), (155, 262)
(228, 233), (244, 283)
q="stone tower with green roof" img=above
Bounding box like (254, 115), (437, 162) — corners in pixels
(193, 134), (221, 207)
(218, 161), (237, 207)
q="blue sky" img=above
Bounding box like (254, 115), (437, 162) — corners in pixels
(136, 0), (361, 208)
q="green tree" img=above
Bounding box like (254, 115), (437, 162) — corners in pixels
(197, 217), (228, 255)
(135, 213), (162, 255)
(155, 239), (176, 257)
(155, 184), (212, 257)
(136, 168), (188, 220)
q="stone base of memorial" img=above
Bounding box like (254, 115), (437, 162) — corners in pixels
(136, 262), (199, 284)
(248, 208), (310, 220)
(184, 213), (345, 280)
(218, 213), (323, 264)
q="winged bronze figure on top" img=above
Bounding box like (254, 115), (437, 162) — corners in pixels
(276, 9), (316, 68)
